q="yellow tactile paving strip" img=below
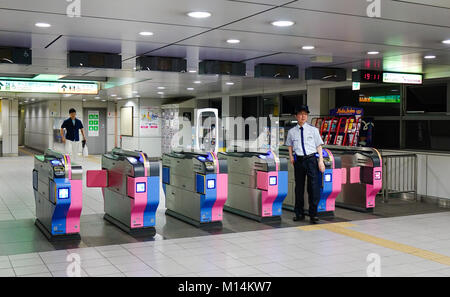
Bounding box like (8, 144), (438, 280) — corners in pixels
(298, 223), (450, 266)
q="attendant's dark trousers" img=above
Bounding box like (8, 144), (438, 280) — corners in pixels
(294, 157), (320, 218)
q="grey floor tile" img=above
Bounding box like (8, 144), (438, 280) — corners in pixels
(11, 257), (44, 268)
(124, 268), (162, 277)
(253, 262), (290, 274)
(51, 269), (89, 277)
(114, 261), (150, 273)
(0, 268), (15, 277)
(0, 260), (11, 269)
(84, 265), (121, 277)
(225, 266), (265, 277)
(13, 264), (50, 276)
(18, 272), (53, 277)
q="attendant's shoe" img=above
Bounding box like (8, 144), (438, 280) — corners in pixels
(310, 217), (320, 224)
(293, 215), (305, 222)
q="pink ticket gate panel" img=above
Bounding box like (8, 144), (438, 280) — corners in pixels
(86, 148), (160, 236)
(33, 149), (82, 241)
(326, 146), (383, 212)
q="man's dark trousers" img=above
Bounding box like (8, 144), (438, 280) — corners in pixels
(294, 156), (320, 218)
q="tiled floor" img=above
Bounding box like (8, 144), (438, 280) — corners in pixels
(0, 212), (449, 277)
(0, 151), (449, 277)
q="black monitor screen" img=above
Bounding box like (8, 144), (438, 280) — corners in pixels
(407, 84), (447, 112)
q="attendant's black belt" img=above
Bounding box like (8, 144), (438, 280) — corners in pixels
(296, 153), (316, 161)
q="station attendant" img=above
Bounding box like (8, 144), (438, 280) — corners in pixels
(286, 106), (325, 224)
(60, 108), (87, 161)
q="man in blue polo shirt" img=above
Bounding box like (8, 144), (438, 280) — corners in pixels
(60, 108), (86, 160)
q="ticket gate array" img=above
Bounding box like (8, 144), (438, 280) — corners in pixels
(327, 146), (383, 212)
(33, 149), (83, 240)
(218, 151), (288, 222)
(162, 152), (228, 227)
(279, 147), (343, 217)
(87, 148), (160, 236)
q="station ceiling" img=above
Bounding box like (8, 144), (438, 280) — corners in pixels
(0, 0), (449, 102)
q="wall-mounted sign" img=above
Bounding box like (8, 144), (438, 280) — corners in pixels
(383, 72), (423, 85)
(88, 111), (100, 137)
(0, 80), (99, 94)
(352, 82), (361, 91)
(359, 95), (401, 103)
(330, 106), (364, 116)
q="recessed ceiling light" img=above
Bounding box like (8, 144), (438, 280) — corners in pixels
(111, 94), (117, 97)
(442, 40), (450, 44)
(271, 21), (295, 27)
(35, 22), (51, 28)
(117, 97), (123, 100)
(95, 97), (100, 99)
(352, 69), (358, 72)
(157, 92), (164, 95)
(157, 87), (166, 90)
(367, 51), (380, 55)
(227, 39), (240, 44)
(101, 100), (106, 102)
(187, 88), (194, 91)
(31, 98), (35, 101)
(132, 91), (138, 94)
(188, 70), (197, 73)
(424, 55), (436, 59)
(226, 82), (235, 85)
(302, 45), (315, 50)
(187, 11), (211, 19)
(139, 31), (154, 36)
(82, 99), (86, 102)
(194, 81), (201, 84)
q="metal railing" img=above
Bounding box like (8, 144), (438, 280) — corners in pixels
(382, 153), (418, 203)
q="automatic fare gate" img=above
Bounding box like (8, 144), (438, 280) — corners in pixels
(162, 151), (228, 227)
(86, 148), (160, 236)
(218, 151), (288, 222)
(33, 149), (83, 240)
(279, 147), (343, 217)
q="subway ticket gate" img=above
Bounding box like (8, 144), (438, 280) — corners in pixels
(33, 149), (82, 241)
(86, 148), (160, 236)
(162, 152), (228, 227)
(218, 151), (288, 222)
(325, 145), (383, 212)
(279, 147), (343, 218)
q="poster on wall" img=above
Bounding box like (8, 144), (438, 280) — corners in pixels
(88, 111), (100, 137)
(140, 106), (161, 137)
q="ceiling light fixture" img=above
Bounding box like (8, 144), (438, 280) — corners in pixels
(157, 92), (164, 95)
(227, 39), (240, 44)
(95, 97), (100, 99)
(302, 45), (315, 50)
(194, 81), (201, 84)
(226, 82), (234, 85)
(157, 87), (166, 90)
(188, 70), (197, 73)
(424, 55), (436, 59)
(187, 88), (194, 91)
(35, 22), (51, 28)
(139, 31), (154, 36)
(442, 40), (450, 44)
(271, 21), (295, 27)
(111, 94), (117, 97)
(187, 11), (211, 19)
(367, 51), (380, 55)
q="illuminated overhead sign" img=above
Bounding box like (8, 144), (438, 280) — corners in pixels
(359, 95), (401, 103)
(0, 80), (99, 94)
(383, 72), (423, 85)
(353, 70), (423, 85)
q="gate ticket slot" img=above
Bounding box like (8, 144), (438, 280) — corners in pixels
(326, 145), (383, 212)
(218, 151), (288, 222)
(33, 149), (82, 241)
(86, 148), (160, 236)
(162, 152), (228, 227)
(279, 147), (343, 218)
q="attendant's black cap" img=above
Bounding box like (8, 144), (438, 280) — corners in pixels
(295, 105), (310, 115)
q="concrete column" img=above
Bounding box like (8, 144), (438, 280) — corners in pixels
(1, 99), (19, 156)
